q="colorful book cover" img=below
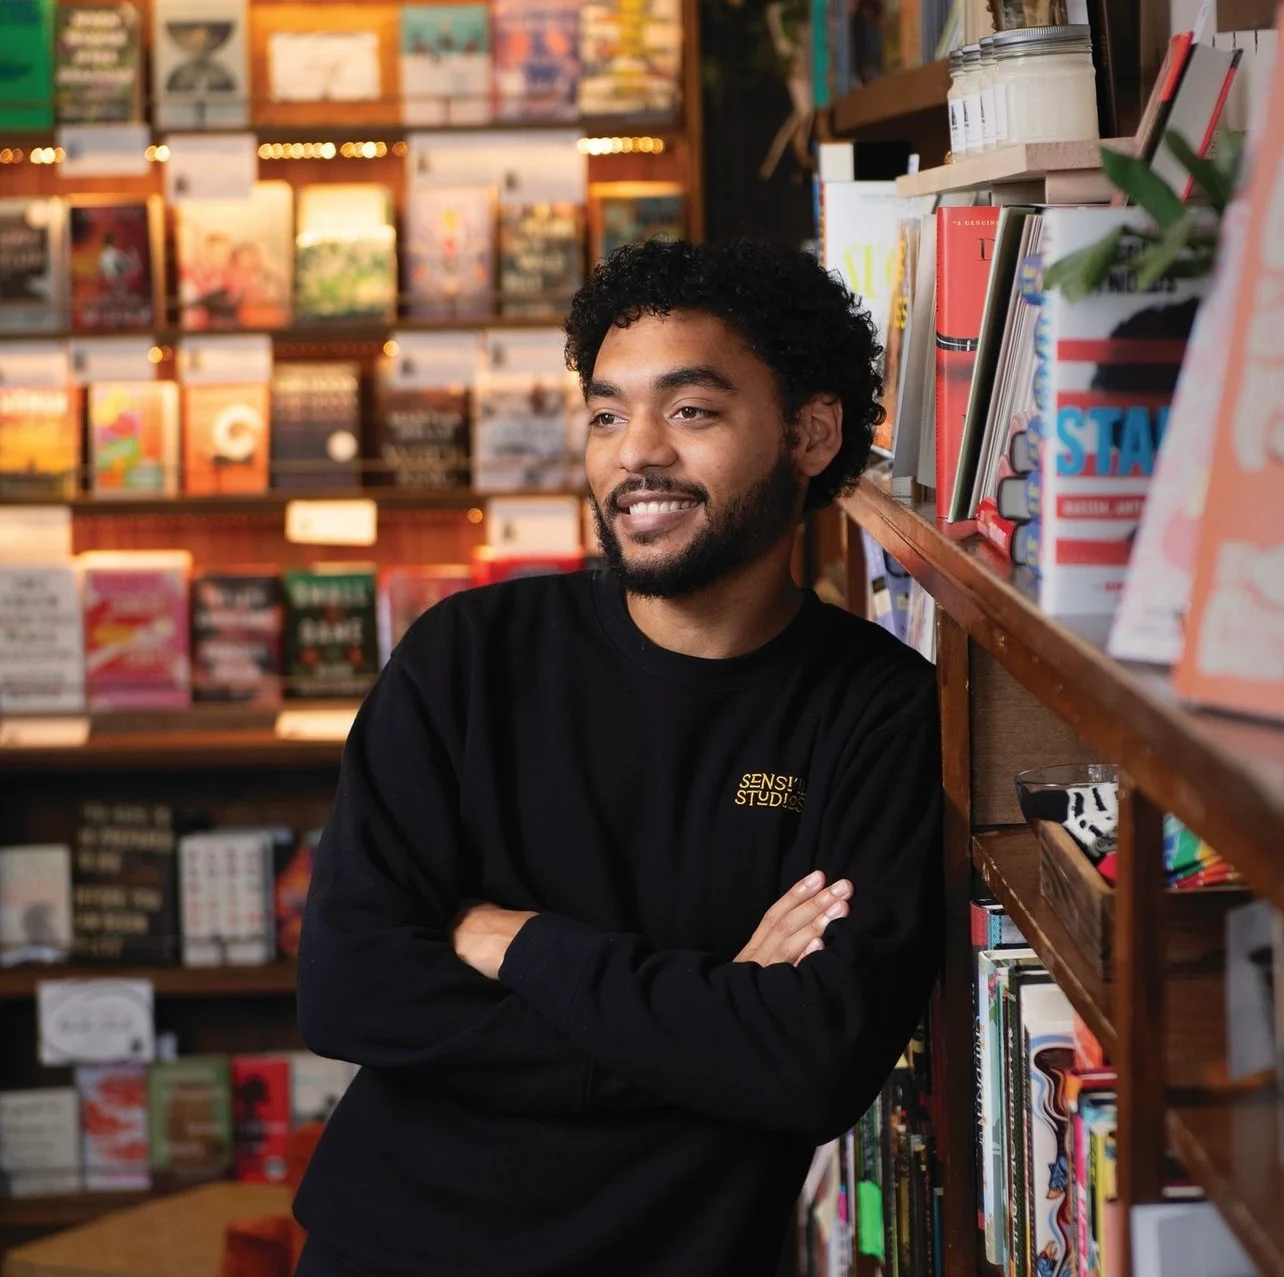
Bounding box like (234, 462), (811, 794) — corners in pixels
(269, 362), (362, 490)
(295, 184), (397, 323)
(77, 1063), (150, 1191)
(148, 1057), (232, 1184)
(72, 801), (179, 964)
(191, 570), (284, 704)
(289, 1051), (358, 1127)
(577, 0), (682, 118)
(67, 197), (161, 333)
(935, 205), (1000, 514)
(0, 844), (72, 968)
(273, 827), (317, 960)
(377, 564), (472, 661)
(492, 0), (579, 122)
(1035, 208), (1204, 617)
(498, 202), (585, 319)
(588, 181), (685, 263)
(152, 0), (249, 130)
(0, 197), (67, 333)
(471, 546), (583, 584)
(404, 184), (495, 321)
(0, 1088), (80, 1198)
(176, 182), (293, 330)
(473, 372), (571, 492)
(182, 382), (270, 495)
(89, 380), (180, 496)
(55, 1), (142, 123)
(0, 385), (81, 497)
(231, 1056), (290, 1183)
(875, 216), (919, 457)
(0, 0), (55, 129)
(0, 565), (85, 714)
(400, 3), (492, 126)
(282, 565), (378, 699)
(81, 549), (191, 710)
(376, 385), (470, 489)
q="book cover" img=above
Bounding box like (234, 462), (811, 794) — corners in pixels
(875, 215), (919, 458)
(178, 832), (219, 967)
(472, 546), (583, 584)
(498, 201), (585, 319)
(176, 182), (293, 330)
(588, 181), (685, 263)
(295, 184), (397, 323)
(148, 1057), (232, 1184)
(282, 564), (378, 699)
(274, 827), (317, 960)
(192, 570), (284, 704)
(935, 205), (1000, 514)
(0, 1088), (80, 1198)
(492, 0), (579, 121)
(375, 384), (470, 490)
(55, 1), (142, 123)
(67, 197), (162, 333)
(81, 549), (191, 710)
(182, 382), (270, 495)
(404, 184), (495, 321)
(577, 0), (682, 118)
(269, 362), (362, 490)
(473, 372), (571, 492)
(88, 380), (180, 496)
(72, 801), (179, 964)
(377, 564), (472, 661)
(0, 385), (80, 497)
(401, 3), (492, 126)
(152, 0), (249, 130)
(223, 829), (275, 966)
(289, 1051), (358, 1127)
(231, 1055), (290, 1183)
(0, 844), (72, 968)
(0, 0), (55, 129)
(77, 1063), (150, 1191)
(0, 564), (85, 714)
(0, 197), (67, 333)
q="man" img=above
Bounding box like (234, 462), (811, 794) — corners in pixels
(294, 239), (944, 1277)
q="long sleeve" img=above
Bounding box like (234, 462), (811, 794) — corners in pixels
(498, 691), (945, 1142)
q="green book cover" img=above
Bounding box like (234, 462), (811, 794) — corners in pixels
(55, 1), (142, 123)
(0, 0), (56, 129)
(283, 565), (378, 699)
(148, 1057), (232, 1181)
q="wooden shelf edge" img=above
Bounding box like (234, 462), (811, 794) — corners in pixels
(0, 962), (298, 999)
(0, 1187), (157, 1230)
(894, 139), (1105, 196)
(828, 61), (952, 135)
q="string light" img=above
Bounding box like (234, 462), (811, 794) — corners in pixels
(382, 339), (399, 358)
(576, 136), (665, 156)
(256, 140), (388, 161)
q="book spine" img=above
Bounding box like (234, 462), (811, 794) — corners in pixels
(977, 497), (1016, 559)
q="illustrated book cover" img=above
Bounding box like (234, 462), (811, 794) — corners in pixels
(492, 0), (580, 121)
(152, 0), (249, 130)
(67, 196), (163, 334)
(498, 201), (585, 319)
(88, 379), (180, 496)
(295, 184), (397, 323)
(473, 371), (571, 492)
(0, 0), (55, 129)
(403, 183), (495, 321)
(77, 1063), (151, 1191)
(282, 564), (378, 699)
(588, 181), (685, 263)
(0, 844), (72, 968)
(191, 570), (284, 705)
(148, 1057), (232, 1185)
(55, 1), (142, 123)
(231, 1055), (289, 1183)
(0, 197), (68, 333)
(377, 564), (472, 661)
(577, 0), (682, 118)
(182, 381), (270, 495)
(0, 385), (81, 497)
(400, 3), (492, 125)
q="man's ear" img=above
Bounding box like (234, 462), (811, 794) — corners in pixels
(792, 394), (844, 480)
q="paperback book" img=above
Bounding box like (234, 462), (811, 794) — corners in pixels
(178, 828), (275, 967)
(0, 0), (55, 129)
(274, 827), (317, 960)
(182, 382), (270, 495)
(88, 380), (180, 496)
(295, 184), (397, 323)
(152, 0), (249, 130)
(588, 181), (685, 263)
(375, 385), (470, 490)
(67, 197), (162, 333)
(577, 0), (682, 118)
(377, 564), (472, 661)
(231, 1056), (290, 1182)
(473, 372), (571, 492)
(0, 385), (80, 497)
(0, 564), (85, 714)
(289, 1052), (359, 1127)
(400, 3), (492, 125)
(269, 362), (362, 490)
(492, 0), (580, 121)
(282, 565), (379, 699)
(77, 1063), (150, 1191)
(403, 184), (495, 321)
(148, 1057), (232, 1185)
(0, 844), (72, 968)
(0, 197), (67, 333)
(191, 570), (284, 705)
(55, 1), (142, 123)
(0, 1088), (80, 1198)
(498, 201), (585, 319)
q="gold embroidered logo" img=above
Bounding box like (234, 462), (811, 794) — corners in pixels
(735, 772), (807, 812)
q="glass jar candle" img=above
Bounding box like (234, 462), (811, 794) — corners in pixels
(947, 50), (966, 159)
(993, 25), (1100, 145)
(959, 43), (984, 157)
(978, 36), (1002, 152)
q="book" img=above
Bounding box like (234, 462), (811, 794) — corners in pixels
(0, 197), (68, 333)
(0, 0), (55, 129)
(498, 201), (585, 319)
(192, 570), (284, 704)
(471, 546), (584, 585)
(178, 828), (275, 967)
(67, 196), (163, 333)
(77, 1063), (150, 1191)
(0, 385), (80, 497)
(473, 372), (572, 492)
(176, 182), (293, 330)
(282, 564), (378, 699)
(72, 801), (179, 964)
(1130, 1201), (1256, 1277)
(492, 0), (580, 121)
(403, 184), (495, 321)
(377, 564), (472, 661)
(182, 382), (270, 495)
(875, 215), (919, 459)
(55, 1), (142, 123)
(375, 384), (470, 490)
(269, 362), (362, 490)
(231, 1055), (290, 1182)
(587, 181), (685, 263)
(577, 0), (683, 118)
(80, 549), (192, 710)
(0, 844), (72, 967)
(400, 3), (492, 126)
(894, 209), (937, 496)
(148, 1057), (232, 1185)
(0, 564), (85, 714)
(289, 1051), (358, 1127)
(152, 0), (249, 130)
(295, 184), (397, 323)
(274, 827), (317, 961)
(0, 1088), (80, 1198)
(1149, 42), (1243, 200)
(1132, 32), (1196, 166)
(88, 380), (180, 496)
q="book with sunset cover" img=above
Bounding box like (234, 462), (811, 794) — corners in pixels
(0, 385), (80, 497)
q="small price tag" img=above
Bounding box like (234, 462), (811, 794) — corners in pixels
(56, 123), (151, 178)
(69, 337), (155, 386)
(179, 333), (272, 385)
(285, 499), (377, 547)
(164, 132), (257, 203)
(0, 342), (70, 388)
(486, 496), (582, 553)
(274, 708), (358, 741)
(38, 978), (155, 1066)
(0, 507), (73, 564)
(0, 717), (90, 749)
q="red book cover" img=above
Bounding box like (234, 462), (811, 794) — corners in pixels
(976, 496), (1016, 559)
(934, 206), (999, 518)
(231, 1056), (290, 1183)
(471, 547), (584, 586)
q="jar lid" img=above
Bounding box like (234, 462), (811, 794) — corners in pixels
(978, 34), (997, 63)
(993, 24), (1092, 54)
(962, 42), (983, 66)
(949, 49), (964, 70)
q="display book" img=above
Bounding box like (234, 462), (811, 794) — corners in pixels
(54, 2), (143, 124)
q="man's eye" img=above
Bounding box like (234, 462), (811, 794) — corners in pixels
(589, 411), (620, 428)
(675, 406), (712, 421)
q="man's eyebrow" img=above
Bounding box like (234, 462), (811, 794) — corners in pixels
(654, 366), (737, 394)
(585, 378), (623, 400)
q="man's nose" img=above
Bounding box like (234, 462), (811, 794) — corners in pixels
(616, 410), (678, 473)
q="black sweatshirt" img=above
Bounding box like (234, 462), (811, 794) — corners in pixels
(294, 570), (944, 1277)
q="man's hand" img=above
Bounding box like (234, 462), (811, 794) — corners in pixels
(453, 902), (537, 980)
(734, 871), (852, 967)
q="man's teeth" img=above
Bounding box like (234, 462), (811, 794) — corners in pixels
(628, 499), (698, 515)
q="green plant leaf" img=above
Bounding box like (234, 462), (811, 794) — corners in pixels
(1213, 130), (1246, 190)
(1132, 212), (1194, 289)
(1041, 226), (1126, 301)
(1163, 131), (1233, 209)
(1101, 146), (1186, 228)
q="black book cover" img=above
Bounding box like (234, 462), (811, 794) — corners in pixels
(269, 363), (362, 490)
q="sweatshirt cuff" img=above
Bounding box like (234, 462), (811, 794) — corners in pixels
(498, 912), (604, 1030)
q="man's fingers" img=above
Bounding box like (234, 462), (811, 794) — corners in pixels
(776, 879), (852, 939)
(795, 937), (824, 965)
(759, 871), (827, 929)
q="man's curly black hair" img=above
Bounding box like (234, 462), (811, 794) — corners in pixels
(564, 238), (885, 511)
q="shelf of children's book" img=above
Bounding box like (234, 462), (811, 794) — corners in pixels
(1167, 1088), (1284, 1277)
(0, 962), (298, 1000)
(893, 139), (1117, 201)
(841, 474), (1284, 918)
(826, 60), (952, 137)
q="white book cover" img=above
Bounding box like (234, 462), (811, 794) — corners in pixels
(179, 834), (221, 967)
(0, 1087), (80, 1198)
(0, 563), (85, 714)
(473, 371), (572, 493)
(152, 0), (249, 130)
(225, 830), (273, 966)
(400, 3), (492, 126)
(0, 844), (71, 967)
(267, 30), (381, 104)
(1130, 1201), (1255, 1276)
(289, 1052), (359, 1127)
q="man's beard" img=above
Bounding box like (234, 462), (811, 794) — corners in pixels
(591, 447), (803, 599)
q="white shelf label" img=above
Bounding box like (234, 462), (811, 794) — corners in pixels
(56, 123), (151, 178)
(274, 708), (358, 741)
(285, 499), (378, 547)
(0, 716), (89, 749)
(38, 978), (155, 1066)
(165, 132), (257, 202)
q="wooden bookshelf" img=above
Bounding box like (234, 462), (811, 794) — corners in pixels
(893, 139), (1116, 202)
(827, 61), (952, 135)
(0, 1188), (163, 1232)
(0, 963), (297, 1000)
